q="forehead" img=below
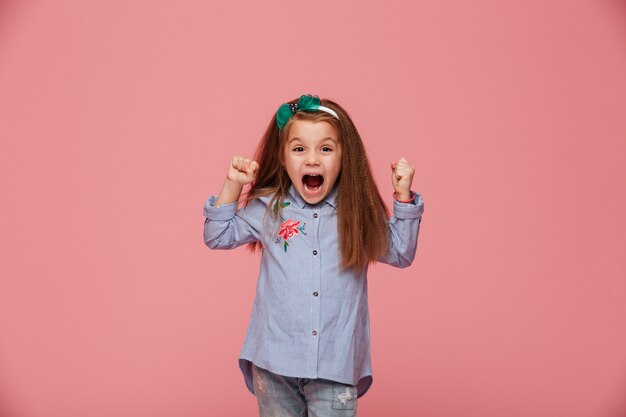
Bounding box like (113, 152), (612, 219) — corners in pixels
(287, 120), (339, 142)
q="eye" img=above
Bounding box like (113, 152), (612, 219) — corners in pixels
(293, 146), (304, 152)
(321, 146), (333, 152)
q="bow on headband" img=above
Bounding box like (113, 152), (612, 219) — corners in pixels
(275, 94), (339, 129)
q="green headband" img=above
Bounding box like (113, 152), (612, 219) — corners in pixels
(275, 94), (340, 129)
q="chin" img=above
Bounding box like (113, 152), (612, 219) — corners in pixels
(294, 184), (326, 204)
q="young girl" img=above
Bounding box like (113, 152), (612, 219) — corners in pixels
(203, 94), (424, 417)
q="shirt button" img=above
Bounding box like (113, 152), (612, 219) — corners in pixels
(313, 213), (318, 218)
(313, 291), (319, 297)
(312, 330), (318, 336)
(313, 250), (318, 256)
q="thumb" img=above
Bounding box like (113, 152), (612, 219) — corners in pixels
(245, 160), (259, 179)
(249, 160), (259, 173)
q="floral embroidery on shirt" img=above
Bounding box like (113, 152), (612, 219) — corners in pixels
(273, 199), (306, 252)
(276, 219), (306, 252)
(278, 219), (301, 240)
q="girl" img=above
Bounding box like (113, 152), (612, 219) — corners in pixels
(203, 94), (424, 417)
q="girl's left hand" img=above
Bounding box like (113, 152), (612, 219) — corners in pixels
(391, 157), (415, 200)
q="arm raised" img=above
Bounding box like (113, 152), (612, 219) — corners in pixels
(203, 156), (262, 250)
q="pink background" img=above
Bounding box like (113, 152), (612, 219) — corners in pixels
(1, 1), (625, 416)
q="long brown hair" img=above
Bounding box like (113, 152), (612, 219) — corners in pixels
(244, 97), (389, 273)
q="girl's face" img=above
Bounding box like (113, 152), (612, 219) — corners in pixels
(283, 119), (342, 205)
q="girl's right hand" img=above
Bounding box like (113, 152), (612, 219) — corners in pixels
(227, 156), (259, 186)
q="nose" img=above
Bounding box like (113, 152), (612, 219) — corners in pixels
(305, 150), (320, 166)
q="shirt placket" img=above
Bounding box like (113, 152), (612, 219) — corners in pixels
(306, 208), (322, 378)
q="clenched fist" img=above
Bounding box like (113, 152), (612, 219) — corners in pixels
(227, 156), (259, 187)
(391, 157), (415, 201)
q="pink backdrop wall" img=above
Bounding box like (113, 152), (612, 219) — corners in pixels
(1, 1), (625, 416)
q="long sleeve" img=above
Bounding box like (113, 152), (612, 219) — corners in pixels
(203, 195), (264, 250)
(377, 192), (424, 268)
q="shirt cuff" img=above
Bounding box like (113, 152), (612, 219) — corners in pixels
(392, 192), (424, 219)
(203, 195), (238, 220)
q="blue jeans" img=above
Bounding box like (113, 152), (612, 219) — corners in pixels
(251, 363), (358, 417)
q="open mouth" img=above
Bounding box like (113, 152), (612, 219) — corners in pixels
(302, 174), (324, 194)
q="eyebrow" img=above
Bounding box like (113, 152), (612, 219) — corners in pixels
(288, 137), (338, 144)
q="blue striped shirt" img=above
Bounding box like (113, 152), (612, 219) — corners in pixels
(203, 184), (424, 398)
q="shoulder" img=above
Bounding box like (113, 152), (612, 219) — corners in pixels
(244, 192), (275, 208)
(240, 192), (277, 220)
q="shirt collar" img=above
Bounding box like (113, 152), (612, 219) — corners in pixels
(287, 182), (338, 209)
